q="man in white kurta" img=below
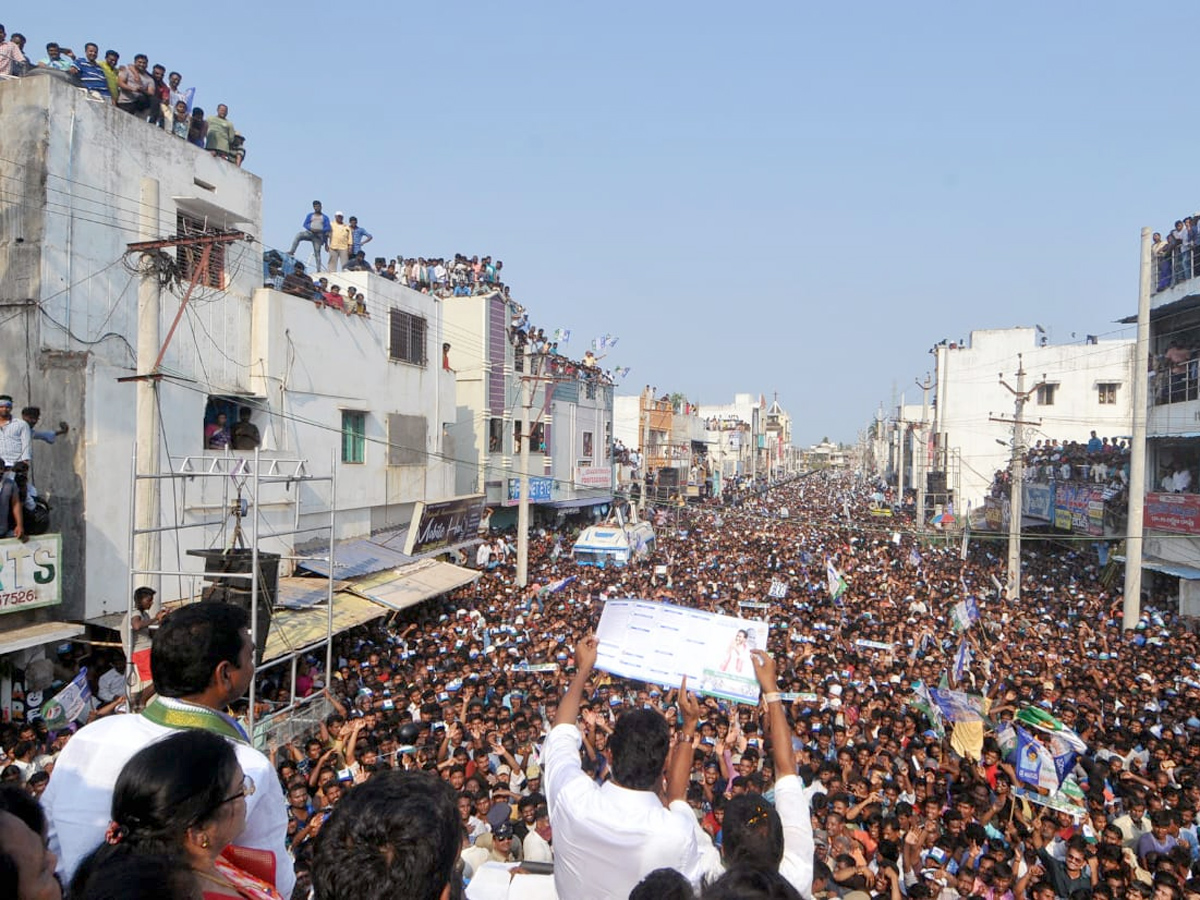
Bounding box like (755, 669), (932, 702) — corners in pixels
(42, 604), (294, 898)
(543, 636), (708, 900)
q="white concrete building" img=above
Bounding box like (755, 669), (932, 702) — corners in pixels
(931, 328), (1134, 509)
(0, 74), (458, 641)
(699, 393), (765, 482)
(444, 297), (613, 520)
(1132, 246), (1200, 612)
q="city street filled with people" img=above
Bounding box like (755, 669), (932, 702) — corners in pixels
(5, 470), (1200, 899)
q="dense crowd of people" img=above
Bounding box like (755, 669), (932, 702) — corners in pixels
(4, 471), (1200, 900)
(0, 23), (244, 165)
(990, 433), (1132, 499)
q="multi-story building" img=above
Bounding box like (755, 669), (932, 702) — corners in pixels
(0, 74), (470, 711)
(1133, 239), (1200, 613)
(444, 297), (614, 523)
(930, 327), (1134, 511)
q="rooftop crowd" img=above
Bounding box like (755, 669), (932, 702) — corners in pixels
(1152, 220), (1200, 293)
(990, 433), (1132, 501)
(4, 471), (1200, 900)
(0, 22), (245, 165)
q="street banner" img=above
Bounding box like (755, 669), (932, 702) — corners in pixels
(40, 668), (90, 729)
(1013, 786), (1086, 819)
(952, 639), (972, 684)
(951, 597), (979, 633)
(855, 639), (894, 652)
(826, 561), (847, 600)
(768, 579), (788, 599)
(594, 599), (768, 705)
(929, 687), (988, 723)
(1015, 725), (1060, 791)
(910, 680), (946, 737)
(1015, 706), (1087, 754)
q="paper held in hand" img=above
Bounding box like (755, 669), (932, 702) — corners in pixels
(593, 598), (768, 705)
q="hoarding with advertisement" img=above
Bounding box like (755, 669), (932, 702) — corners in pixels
(574, 466), (612, 489)
(1144, 492), (1200, 534)
(403, 496), (485, 556)
(505, 477), (553, 505)
(0, 534), (61, 614)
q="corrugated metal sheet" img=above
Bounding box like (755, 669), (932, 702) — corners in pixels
(298, 531), (417, 579)
(350, 559), (481, 612)
(263, 593), (385, 662)
(275, 576), (351, 610)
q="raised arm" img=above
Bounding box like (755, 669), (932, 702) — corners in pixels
(554, 635), (598, 728)
(668, 676), (701, 804)
(751, 649), (793, 777)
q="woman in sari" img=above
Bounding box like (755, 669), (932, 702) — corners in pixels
(70, 729), (283, 900)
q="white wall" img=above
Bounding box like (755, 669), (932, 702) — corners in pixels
(934, 328), (1134, 508)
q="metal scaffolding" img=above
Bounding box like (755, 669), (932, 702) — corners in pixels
(126, 448), (338, 740)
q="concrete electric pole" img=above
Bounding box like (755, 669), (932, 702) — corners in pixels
(993, 355), (1046, 603)
(1124, 227), (1153, 631)
(914, 374), (934, 527)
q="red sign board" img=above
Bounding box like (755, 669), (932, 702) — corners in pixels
(1144, 492), (1200, 534)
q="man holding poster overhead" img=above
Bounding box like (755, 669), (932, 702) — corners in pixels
(543, 635), (713, 899)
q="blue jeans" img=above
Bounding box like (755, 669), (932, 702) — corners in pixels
(289, 232), (326, 269)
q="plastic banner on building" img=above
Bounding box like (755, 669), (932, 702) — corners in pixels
(1144, 492), (1200, 534)
(0, 535), (61, 615)
(505, 477), (553, 505)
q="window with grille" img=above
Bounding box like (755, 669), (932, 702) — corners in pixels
(341, 411), (366, 464)
(389, 309), (427, 366)
(175, 212), (226, 289)
(1098, 383), (1119, 405)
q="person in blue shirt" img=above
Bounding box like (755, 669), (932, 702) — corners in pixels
(37, 42), (78, 76)
(288, 201), (331, 270)
(74, 44), (110, 100)
(348, 217), (373, 257)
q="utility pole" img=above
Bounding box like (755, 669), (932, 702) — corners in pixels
(122, 211), (248, 600)
(914, 374), (934, 527)
(134, 178), (161, 596)
(895, 392), (905, 510)
(639, 391), (652, 515)
(1124, 227), (1153, 630)
(993, 355), (1046, 603)
(516, 371), (533, 589)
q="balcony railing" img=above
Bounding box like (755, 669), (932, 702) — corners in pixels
(1153, 244), (1200, 295)
(1150, 365), (1200, 406)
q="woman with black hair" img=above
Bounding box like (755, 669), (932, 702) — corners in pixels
(70, 730), (282, 900)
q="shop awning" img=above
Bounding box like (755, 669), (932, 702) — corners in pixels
(0, 621), (86, 655)
(261, 593), (385, 663)
(349, 559), (481, 612)
(297, 532), (417, 579)
(1116, 555), (1200, 581)
(275, 576), (350, 610)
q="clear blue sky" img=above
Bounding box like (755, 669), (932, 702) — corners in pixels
(19, 4), (1194, 445)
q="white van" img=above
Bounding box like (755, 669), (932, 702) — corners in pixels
(571, 521), (656, 568)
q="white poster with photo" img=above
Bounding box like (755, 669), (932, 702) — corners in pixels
(594, 598), (768, 704)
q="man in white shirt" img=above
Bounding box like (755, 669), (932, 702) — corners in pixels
(522, 804), (554, 862)
(43, 603), (294, 898)
(95, 655), (127, 704)
(543, 634), (708, 900)
(0, 395), (31, 469)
